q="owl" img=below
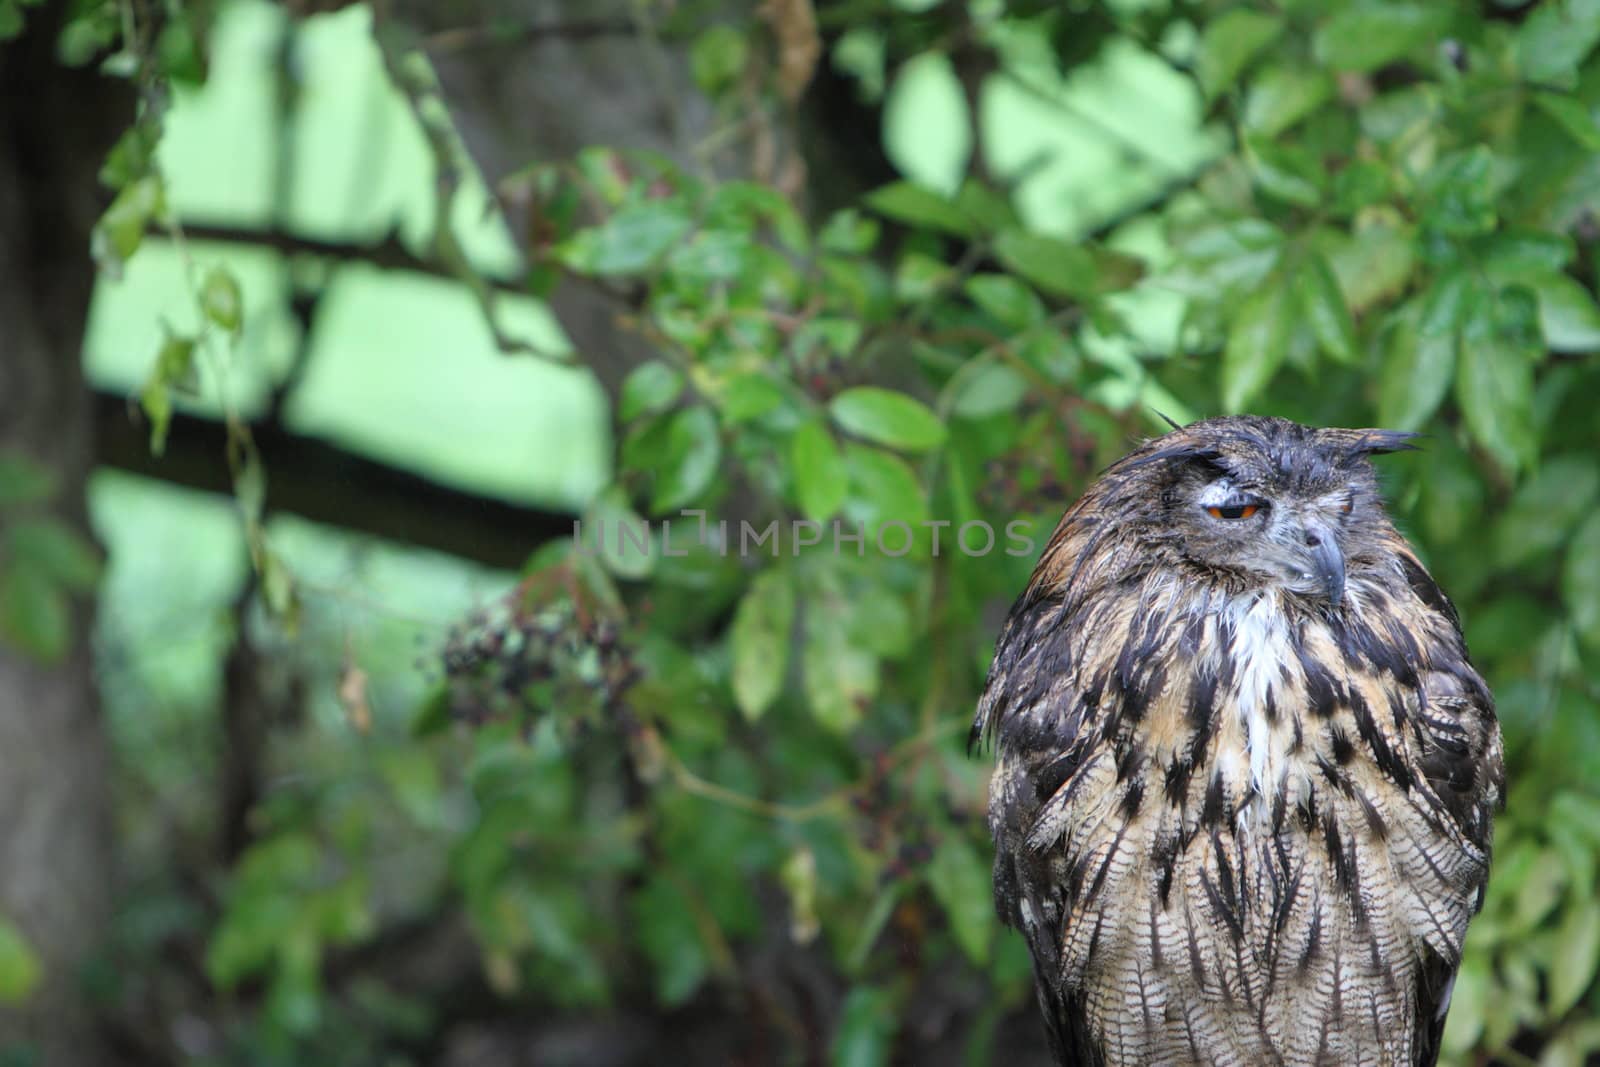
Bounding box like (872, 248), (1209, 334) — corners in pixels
(974, 416), (1503, 1067)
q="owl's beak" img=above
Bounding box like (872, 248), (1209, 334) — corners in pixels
(1304, 527), (1345, 607)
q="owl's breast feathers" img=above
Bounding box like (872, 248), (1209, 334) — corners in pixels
(976, 524), (1503, 1067)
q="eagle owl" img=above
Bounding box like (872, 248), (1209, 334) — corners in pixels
(974, 416), (1503, 1067)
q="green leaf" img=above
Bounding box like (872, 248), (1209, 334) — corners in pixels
(1015, 330), (1080, 384)
(1456, 293), (1538, 474)
(1313, 4), (1449, 72)
(0, 917), (41, 1003)
(1418, 147), (1497, 239)
(731, 569), (795, 721)
(557, 201), (692, 276)
(892, 251), (952, 303)
(0, 3), (23, 41)
(1331, 158), (1393, 216)
(1518, 0), (1600, 87)
(819, 209), (881, 254)
(1195, 9), (1283, 99)
(1378, 305), (1455, 431)
(779, 847), (820, 945)
(847, 884), (904, 973)
(1513, 846), (1568, 931)
(792, 420), (848, 521)
(140, 333), (197, 456)
(619, 360), (685, 421)
(925, 835), (994, 965)
(0, 453), (56, 506)
(409, 683), (452, 738)
(1242, 65), (1333, 137)
(950, 363), (1028, 419)
(1296, 253), (1359, 364)
(0, 563), (69, 663)
(1324, 222), (1415, 313)
(832, 986), (897, 1067)
(1162, 218), (1284, 298)
(1420, 269), (1476, 337)
(1093, 247), (1145, 292)
(631, 877), (709, 1006)
(91, 173), (164, 276)
(690, 25), (747, 94)
(862, 181), (974, 236)
(1549, 898), (1600, 1017)
(7, 517), (101, 592)
(265, 941), (323, 1027)
(1564, 511), (1600, 647)
(720, 373), (792, 424)
(1536, 1021), (1600, 1067)
(1528, 272), (1600, 352)
(991, 230), (1099, 298)
(260, 550), (299, 630)
(954, 180), (1018, 232)
(1491, 455), (1600, 568)
(964, 274), (1044, 329)
(1534, 91), (1600, 150)
(378, 748), (443, 827)
(1243, 136), (1323, 207)
(667, 229), (751, 284)
(1479, 230), (1575, 276)
(201, 266), (243, 333)
(1221, 281), (1292, 411)
(829, 387), (946, 453)
(583, 485), (654, 580)
(794, 317), (864, 360)
(842, 443), (929, 534)
(848, 585), (913, 659)
(652, 407), (721, 512)
(803, 581), (879, 733)
(1440, 957), (1489, 1056)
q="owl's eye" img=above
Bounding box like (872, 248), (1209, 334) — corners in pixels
(1206, 503), (1262, 520)
(1341, 498), (1354, 515)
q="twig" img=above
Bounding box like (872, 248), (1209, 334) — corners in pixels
(371, 15), (571, 362)
(660, 716), (968, 824)
(422, 17), (636, 53)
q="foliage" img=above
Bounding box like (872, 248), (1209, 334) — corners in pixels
(0, 916), (42, 1005)
(0, 452), (101, 664)
(14, 0), (1600, 1063)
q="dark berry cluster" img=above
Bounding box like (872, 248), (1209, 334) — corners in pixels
(438, 589), (641, 734)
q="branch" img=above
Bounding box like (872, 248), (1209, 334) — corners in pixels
(167, 222), (642, 355)
(167, 222), (525, 295)
(218, 577), (276, 863)
(422, 18), (636, 53)
(93, 391), (572, 570)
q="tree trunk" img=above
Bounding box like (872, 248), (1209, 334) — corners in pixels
(0, 11), (131, 1064)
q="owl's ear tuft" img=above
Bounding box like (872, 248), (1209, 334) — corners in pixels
(1124, 442), (1228, 476)
(1332, 428), (1422, 459)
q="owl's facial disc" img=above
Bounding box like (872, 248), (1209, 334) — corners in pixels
(1192, 477), (1348, 606)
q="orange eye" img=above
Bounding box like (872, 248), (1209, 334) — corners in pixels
(1341, 499), (1354, 514)
(1207, 504), (1259, 519)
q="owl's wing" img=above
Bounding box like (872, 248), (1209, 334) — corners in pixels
(1393, 553), (1505, 1066)
(1407, 667), (1498, 1067)
(974, 586), (1109, 1065)
(1406, 666), (1502, 1067)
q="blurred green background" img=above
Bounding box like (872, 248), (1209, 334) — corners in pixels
(3, 0), (1600, 1064)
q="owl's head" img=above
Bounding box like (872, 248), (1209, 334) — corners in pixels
(1106, 415), (1416, 606)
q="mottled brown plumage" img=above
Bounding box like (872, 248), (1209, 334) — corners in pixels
(974, 416), (1502, 1067)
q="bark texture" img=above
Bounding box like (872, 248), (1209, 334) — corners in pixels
(395, 0), (712, 399)
(0, 11), (130, 1063)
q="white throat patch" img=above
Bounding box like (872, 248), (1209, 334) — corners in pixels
(1227, 591), (1293, 803)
